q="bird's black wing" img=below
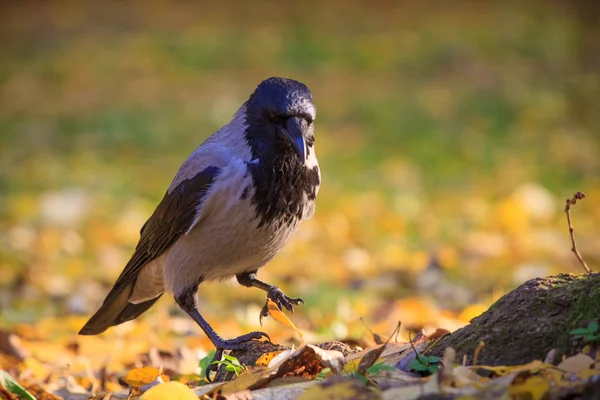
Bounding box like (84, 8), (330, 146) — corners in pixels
(79, 165), (221, 334)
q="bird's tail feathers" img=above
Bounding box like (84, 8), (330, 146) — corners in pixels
(78, 283), (162, 335)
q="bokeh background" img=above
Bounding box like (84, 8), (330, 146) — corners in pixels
(1, 0), (599, 352)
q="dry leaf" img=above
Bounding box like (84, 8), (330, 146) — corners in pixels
(451, 366), (482, 387)
(220, 367), (271, 395)
(509, 375), (549, 400)
(382, 372), (439, 400)
(123, 367), (169, 390)
(356, 349), (383, 375)
(357, 321), (401, 375)
(139, 381), (198, 400)
(263, 299), (304, 341)
(297, 379), (379, 400)
(221, 389), (253, 400)
(557, 353), (594, 374)
(266, 349), (295, 368)
(0, 331), (29, 361)
(277, 344), (346, 378)
(256, 350), (287, 367)
(221, 343), (346, 394)
(575, 369), (600, 380)
(427, 328), (451, 342)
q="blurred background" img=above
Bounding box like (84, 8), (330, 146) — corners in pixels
(1, 0), (599, 351)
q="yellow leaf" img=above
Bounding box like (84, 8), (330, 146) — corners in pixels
(576, 369), (600, 380)
(140, 381), (198, 400)
(21, 357), (52, 381)
(509, 376), (549, 400)
(265, 299), (304, 341)
(558, 353), (594, 374)
(451, 366), (482, 387)
(256, 350), (286, 367)
(123, 367), (169, 389)
(476, 360), (549, 375)
(382, 373), (440, 400)
(343, 358), (361, 374)
(298, 379), (377, 400)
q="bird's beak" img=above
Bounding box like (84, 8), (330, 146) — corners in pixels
(280, 116), (306, 163)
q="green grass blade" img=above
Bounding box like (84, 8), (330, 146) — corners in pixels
(0, 370), (36, 400)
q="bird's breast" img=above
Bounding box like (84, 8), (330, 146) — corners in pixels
(247, 155), (320, 229)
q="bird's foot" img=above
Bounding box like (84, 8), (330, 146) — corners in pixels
(205, 331), (271, 380)
(260, 287), (304, 323)
(214, 330), (271, 350)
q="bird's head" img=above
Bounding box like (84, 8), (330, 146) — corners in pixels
(244, 77), (315, 163)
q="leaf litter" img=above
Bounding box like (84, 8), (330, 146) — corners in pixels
(2, 303), (600, 399)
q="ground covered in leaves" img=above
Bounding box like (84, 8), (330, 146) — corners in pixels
(1, 0), (600, 399)
(2, 276), (600, 399)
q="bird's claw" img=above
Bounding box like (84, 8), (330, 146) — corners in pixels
(259, 287), (304, 325)
(205, 331), (271, 381)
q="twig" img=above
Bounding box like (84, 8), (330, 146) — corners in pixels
(564, 192), (592, 274)
(407, 330), (423, 364)
(472, 341), (484, 366)
(359, 317), (384, 344)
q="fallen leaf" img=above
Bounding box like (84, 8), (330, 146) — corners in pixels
(21, 357), (52, 381)
(543, 349), (556, 364)
(267, 349), (294, 368)
(297, 378), (380, 400)
(221, 389), (253, 400)
(0, 384), (16, 400)
(557, 353), (594, 374)
(357, 322), (401, 375)
(427, 328), (451, 342)
(221, 344), (346, 394)
(140, 381), (198, 400)
(220, 367), (271, 395)
(452, 366), (482, 387)
(277, 344), (346, 378)
(476, 360), (550, 375)
(264, 299), (304, 341)
(347, 341), (417, 369)
(18, 383), (61, 400)
(0, 331), (29, 361)
(256, 350), (287, 367)
(123, 367), (169, 390)
(382, 372), (439, 400)
(509, 375), (549, 400)
(575, 369), (600, 380)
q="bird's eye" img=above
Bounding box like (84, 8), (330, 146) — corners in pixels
(266, 110), (280, 123)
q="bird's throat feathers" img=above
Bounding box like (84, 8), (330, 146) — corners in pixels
(242, 113), (319, 228)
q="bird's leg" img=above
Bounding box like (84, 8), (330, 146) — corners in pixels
(174, 285), (270, 380)
(236, 271), (304, 322)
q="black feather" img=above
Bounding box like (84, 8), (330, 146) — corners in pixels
(79, 166), (220, 335)
(243, 77), (320, 228)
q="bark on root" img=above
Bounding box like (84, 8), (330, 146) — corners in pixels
(429, 273), (600, 366)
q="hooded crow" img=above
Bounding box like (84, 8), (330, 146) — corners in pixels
(79, 77), (320, 375)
